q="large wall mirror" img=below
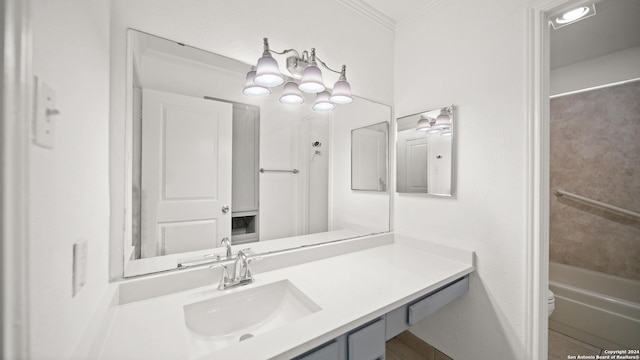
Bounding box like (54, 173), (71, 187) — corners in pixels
(123, 30), (391, 276)
(396, 106), (455, 196)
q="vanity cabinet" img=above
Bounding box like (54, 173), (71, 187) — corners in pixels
(347, 319), (386, 360)
(295, 318), (386, 360)
(296, 341), (340, 360)
(295, 275), (469, 360)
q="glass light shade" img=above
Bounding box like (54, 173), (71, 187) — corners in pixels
(312, 91), (335, 112)
(298, 65), (325, 93)
(254, 55), (284, 87)
(243, 71), (271, 96)
(330, 80), (353, 104)
(416, 116), (431, 131)
(433, 113), (451, 129)
(441, 129), (453, 137)
(279, 82), (304, 105)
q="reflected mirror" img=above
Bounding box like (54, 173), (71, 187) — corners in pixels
(396, 106), (455, 196)
(124, 30), (391, 276)
(351, 122), (389, 191)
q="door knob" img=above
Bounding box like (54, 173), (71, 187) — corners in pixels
(222, 205), (230, 214)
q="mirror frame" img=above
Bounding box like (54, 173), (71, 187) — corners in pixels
(395, 105), (456, 198)
(120, 29), (394, 278)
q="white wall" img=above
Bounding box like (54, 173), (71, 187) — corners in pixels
(394, 0), (531, 358)
(551, 45), (640, 96)
(30, 0), (110, 358)
(110, 0), (395, 277)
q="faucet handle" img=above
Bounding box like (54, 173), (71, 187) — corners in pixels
(210, 264), (230, 290)
(245, 255), (263, 280)
(220, 237), (233, 259)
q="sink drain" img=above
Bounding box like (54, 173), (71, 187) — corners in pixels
(239, 333), (254, 342)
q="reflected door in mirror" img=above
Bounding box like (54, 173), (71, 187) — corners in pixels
(141, 89), (232, 257)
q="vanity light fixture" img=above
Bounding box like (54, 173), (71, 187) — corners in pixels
(551, 4), (596, 29)
(245, 38), (353, 110)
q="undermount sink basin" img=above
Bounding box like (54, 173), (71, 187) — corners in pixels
(183, 280), (321, 351)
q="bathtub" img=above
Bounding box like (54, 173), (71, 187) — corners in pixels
(549, 262), (640, 349)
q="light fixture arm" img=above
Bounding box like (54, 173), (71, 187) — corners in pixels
(262, 38), (345, 76)
(315, 56), (344, 75)
(262, 38), (305, 61)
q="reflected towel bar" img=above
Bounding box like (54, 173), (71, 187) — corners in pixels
(259, 168), (299, 174)
(554, 189), (640, 220)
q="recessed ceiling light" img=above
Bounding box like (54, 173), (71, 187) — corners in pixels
(551, 4), (596, 29)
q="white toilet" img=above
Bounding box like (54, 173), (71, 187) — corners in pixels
(547, 289), (556, 317)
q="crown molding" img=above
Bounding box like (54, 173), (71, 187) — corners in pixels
(335, 0), (396, 32)
(396, 0), (447, 28)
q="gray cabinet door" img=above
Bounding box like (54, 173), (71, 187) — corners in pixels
(297, 341), (340, 360)
(348, 319), (386, 360)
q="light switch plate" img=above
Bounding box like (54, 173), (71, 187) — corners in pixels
(72, 240), (88, 296)
(33, 76), (56, 149)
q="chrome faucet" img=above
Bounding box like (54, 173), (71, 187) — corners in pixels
(234, 250), (249, 280)
(217, 249), (257, 290)
(220, 237), (232, 259)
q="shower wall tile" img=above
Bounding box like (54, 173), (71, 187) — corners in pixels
(550, 80), (640, 281)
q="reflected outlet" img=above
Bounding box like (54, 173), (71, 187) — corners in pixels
(73, 240), (88, 296)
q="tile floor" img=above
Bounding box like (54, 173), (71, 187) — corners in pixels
(386, 328), (605, 360)
(386, 331), (453, 360)
(548, 330), (603, 360)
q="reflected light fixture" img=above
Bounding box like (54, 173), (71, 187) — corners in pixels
(433, 107), (452, 129)
(279, 81), (304, 104)
(551, 4), (596, 29)
(312, 91), (335, 112)
(243, 70), (270, 96)
(245, 38), (352, 111)
(416, 115), (441, 134)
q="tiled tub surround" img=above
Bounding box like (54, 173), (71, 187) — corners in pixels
(550, 80), (640, 280)
(87, 235), (473, 360)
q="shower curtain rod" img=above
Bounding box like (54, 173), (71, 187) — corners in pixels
(554, 189), (640, 220)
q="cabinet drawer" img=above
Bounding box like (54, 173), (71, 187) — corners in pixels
(296, 341), (339, 360)
(408, 276), (469, 326)
(348, 319), (386, 360)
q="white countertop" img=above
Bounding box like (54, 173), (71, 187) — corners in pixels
(98, 241), (473, 360)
